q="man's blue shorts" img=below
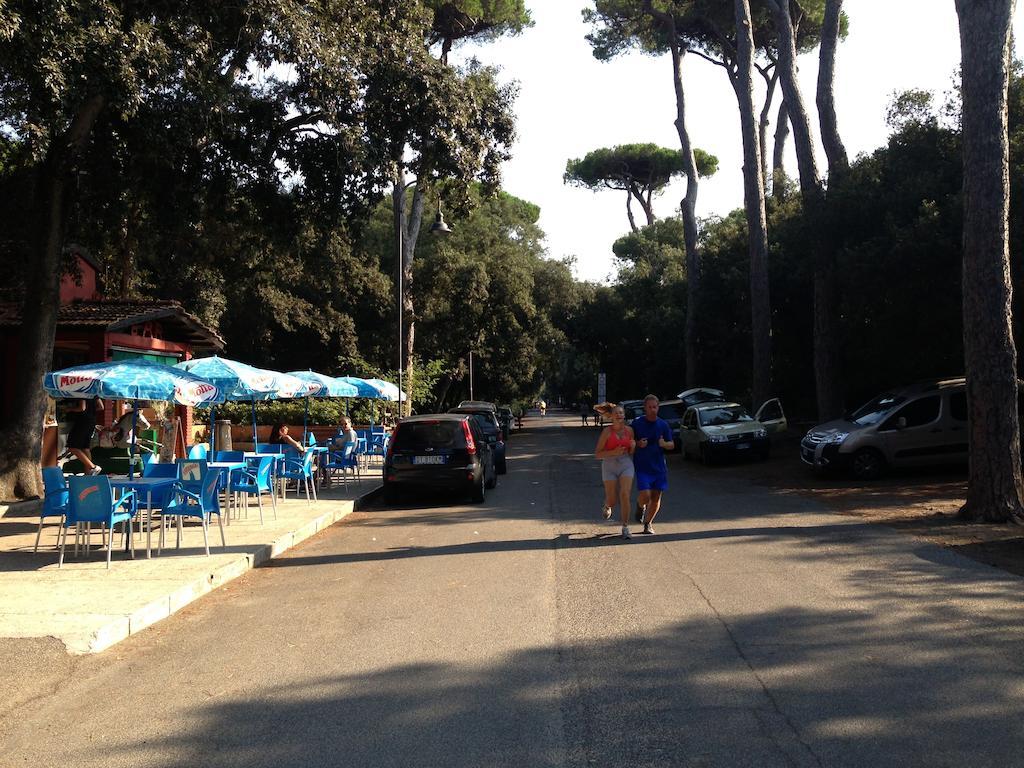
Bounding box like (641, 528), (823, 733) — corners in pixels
(636, 470), (668, 492)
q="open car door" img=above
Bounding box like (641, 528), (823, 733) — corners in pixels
(754, 398), (787, 435)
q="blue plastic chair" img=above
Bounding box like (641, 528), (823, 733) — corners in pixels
(322, 442), (360, 488)
(279, 448), (318, 503)
(158, 460), (224, 556)
(60, 476), (135, 568)
(214, 450), (245, 462)
(369, 433), (390, 463)
(140, 460), (178, 513)
(254, 443), (285, 455)
(187, 443), (209, 460)
(232, 455), (277, 525)
(36, 467), (69, 553)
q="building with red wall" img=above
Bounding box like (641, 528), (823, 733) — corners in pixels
(0, 248), (224, 452)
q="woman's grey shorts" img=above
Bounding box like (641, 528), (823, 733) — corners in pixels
(601, 455), (635, 482)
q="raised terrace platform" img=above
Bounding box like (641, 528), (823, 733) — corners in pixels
(0, 469), (381, 654)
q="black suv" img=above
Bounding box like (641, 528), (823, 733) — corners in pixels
(384, 414), (496, 503)
(448, 404), (508, 473)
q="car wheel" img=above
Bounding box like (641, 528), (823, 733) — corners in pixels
(496, 453), (507, 474)
(485, 463), (497, 489)
(471, 472), (486, 503)
(850, 448), (886, 480)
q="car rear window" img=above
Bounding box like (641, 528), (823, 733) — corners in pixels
(393, 421), (464, 450)
(658, 404), (682, 421)
(470, 414), (498, 434)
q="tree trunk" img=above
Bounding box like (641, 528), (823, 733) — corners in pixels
(668, 38), (702, 388)
(643, 0), (702, 386)
(813, 0), (850, 432)
(734, 0), (772, 409)
(393, 173), (425, 418)
(772, 99), (790, 197)
(768, 0), (843, 421)
(0, 94), (105, 500)
(628, 182), (654, 229)
(816, 0), (848, 178)
(954, 0), (1024, 523)
(625, 189), (639, 233)
(758, 66), (780, 198)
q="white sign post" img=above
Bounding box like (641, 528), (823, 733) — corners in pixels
(597, 372), (606, 405)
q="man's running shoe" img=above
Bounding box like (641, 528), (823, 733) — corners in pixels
(642, 522), (654, 535)
(621, 525), (632, 539)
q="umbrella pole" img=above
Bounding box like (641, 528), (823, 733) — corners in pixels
(210, 406), (216, 456)
(303, 397), (309, 445)
(251, 399), (258, 448)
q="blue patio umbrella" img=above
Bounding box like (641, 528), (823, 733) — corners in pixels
(364, 378), (406, 403)
(336, 376), (387, 399)
(256, 369), (317, 443)
(175, 356), (278, 447)
(44, 359), (222, 478)
(287, 371), (359, 442)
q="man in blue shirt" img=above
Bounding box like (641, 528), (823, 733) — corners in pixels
(631, 394), (674, 534)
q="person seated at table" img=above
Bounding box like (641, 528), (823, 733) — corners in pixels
(64, 397), (103, 475)
(334, 417), (358, 450)
(268, 423), (303, 451)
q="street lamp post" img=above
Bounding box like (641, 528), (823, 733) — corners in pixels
(397, 197), (451, 419)
(468, 350), (474, 401)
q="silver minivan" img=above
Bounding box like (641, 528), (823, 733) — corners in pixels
(801, 378), (968, 479)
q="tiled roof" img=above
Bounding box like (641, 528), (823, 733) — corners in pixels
(0, 299), (225, 351)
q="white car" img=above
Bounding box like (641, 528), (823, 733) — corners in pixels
(679, 399), (787, 464)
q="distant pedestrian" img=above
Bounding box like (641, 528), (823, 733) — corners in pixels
(595, 404), (636, 538)
(630, 394), (674, 534)
(580, 402), (591, 426)
(539, 399), (547, 417)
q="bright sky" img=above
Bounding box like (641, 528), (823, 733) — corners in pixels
(458, 2), (1024, 284)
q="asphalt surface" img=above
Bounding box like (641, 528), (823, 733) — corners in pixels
(3, 411), (1024, 767)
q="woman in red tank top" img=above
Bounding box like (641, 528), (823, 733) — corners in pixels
(594, 404), (637, 538)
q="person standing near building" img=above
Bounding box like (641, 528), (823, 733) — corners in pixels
(630, 394), (674, 534)
(65, 397), (103, 475)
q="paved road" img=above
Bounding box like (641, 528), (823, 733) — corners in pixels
(3, 412), (1024, 767)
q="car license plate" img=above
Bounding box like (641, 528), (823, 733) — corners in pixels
(413, 455), (445, 465)
(735, 443), (750, 450)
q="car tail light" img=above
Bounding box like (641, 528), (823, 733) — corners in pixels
(386, 428), (399, 461)
(462, 420), (476, 454)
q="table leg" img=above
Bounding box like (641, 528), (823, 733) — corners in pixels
(146, 488), (153, 558)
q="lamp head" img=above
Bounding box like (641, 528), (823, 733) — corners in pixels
(430, 209), (452, 235)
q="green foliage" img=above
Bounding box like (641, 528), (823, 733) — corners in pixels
(886, 89), (938, 132)
(564, 143), (717, 190)
(359, 183), (575, 408)
(427, 0), (533, 48)
(583, 0), (834, 63)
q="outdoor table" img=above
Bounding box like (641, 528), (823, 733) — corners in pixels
(207, 461), (246, 524)
(110, 476), (177, 558)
